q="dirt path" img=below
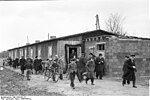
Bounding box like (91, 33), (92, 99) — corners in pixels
(2, 66), (149, 96)
(0, 67), (64, 96)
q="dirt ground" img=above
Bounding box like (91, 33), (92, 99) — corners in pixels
(1, 65), (149, 96)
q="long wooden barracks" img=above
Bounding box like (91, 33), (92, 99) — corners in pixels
(8, 29), (150, 80)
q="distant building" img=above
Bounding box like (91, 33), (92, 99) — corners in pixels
(8, 29), (150, 80)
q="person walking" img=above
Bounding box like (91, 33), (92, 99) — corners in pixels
(76, 53), (87, 82)
(57, 55), (65, 80)
(33, 56), (39, 74)
(95, 53), (105, 80)
(68, 58), (77, 89)
(19, 56), (26, 74)
(123, 54), (137, 88)
(24, 58), (33, 80)
(85, 53), (95, 85)
(122, 55), (130, 86)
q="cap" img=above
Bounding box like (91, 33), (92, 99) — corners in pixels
(125, 55), (129, 58)
(130, 54), (135, 57)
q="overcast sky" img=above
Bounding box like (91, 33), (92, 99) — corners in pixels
(0, 0), (150, 52)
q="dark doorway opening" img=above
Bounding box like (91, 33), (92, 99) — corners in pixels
(64, 44), (82, 72)
(69, 47), (77, 63)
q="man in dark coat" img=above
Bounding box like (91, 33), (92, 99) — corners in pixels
(123, 54), (137, 88)
(13, 58), (19, 69)
(95, 53), (105, 80)
(76, 53), (87, 82)
(25, 58), (33, 80)
(85, 53), (95, 85)
(33, 56), (42, 74)
(16, 58), (20, 69)
(20, 56), (26, 74)
(122, 56), (130, 86)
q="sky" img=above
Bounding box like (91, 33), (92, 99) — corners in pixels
(0, 0), (150, 52)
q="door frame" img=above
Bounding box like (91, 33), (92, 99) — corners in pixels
(65, 44), (82, 70)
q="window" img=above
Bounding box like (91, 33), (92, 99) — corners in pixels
(97, 44), (105, 50)
(90, 38), (93, 41)
(98, 37), (101, 41)
(86, 38), (89, 42)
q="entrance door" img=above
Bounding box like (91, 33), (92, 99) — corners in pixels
(65, 44), (81, 69)
(69, 47), (77, 62)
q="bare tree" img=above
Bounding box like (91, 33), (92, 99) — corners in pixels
(105, 13), (127, 36)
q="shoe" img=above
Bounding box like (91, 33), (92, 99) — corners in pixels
(72, 87), (75, 89)
(91, 83), (95, 85)
(133, 86), (137, 88)
(85, 80), (87, 84)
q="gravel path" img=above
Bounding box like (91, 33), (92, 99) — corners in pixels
(0, 65), (149, 96)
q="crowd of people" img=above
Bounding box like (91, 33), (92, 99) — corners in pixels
(5, 52), (137, 89)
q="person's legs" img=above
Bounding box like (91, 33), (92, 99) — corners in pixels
(100, 70), (103, 79)
(122, 79), (126, 86)
(127, 80), (130, 85)
(133, 80), (137, 88)
(26, 69), (30, 80)
(76, 71), (81, 82)
(60, 74), (63, 80)
(85, 78), (89, 84)
(96, 72), (99, 79)
(91, 78), (94, 85)
(70, 72), (75, 88)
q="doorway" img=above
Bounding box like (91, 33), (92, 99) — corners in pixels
(65, 44), (82, 70)
(69, 47), (77, 62)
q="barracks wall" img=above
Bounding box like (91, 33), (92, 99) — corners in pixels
(105, 37), (150, 82)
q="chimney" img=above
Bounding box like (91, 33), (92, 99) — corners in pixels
(35, 40), (40, 43)
(50, 36), (56, 40)
(26, 43), (30, 45)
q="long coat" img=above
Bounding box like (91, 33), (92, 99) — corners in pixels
(122, 59), (128, 79)
(123, 59), (136, 81)
(57, 58), (65, 74)
(13, 58), (19, 68)
(20, 58), (26, 70)
(86, 59), (95, 78)
(33, 59), (42, 71)
(95, 57), (105, 74)
(77, 57), (87, 74)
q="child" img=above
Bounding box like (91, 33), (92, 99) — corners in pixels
(67, 58), (77, 89)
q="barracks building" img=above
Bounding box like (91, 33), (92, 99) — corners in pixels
(8, 29), (150, 81)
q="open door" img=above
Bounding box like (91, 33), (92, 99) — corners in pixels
(65, 44), (81, 70)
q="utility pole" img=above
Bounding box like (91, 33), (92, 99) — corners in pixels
(95, 14), (100, 30)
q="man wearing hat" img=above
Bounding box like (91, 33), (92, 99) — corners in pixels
(85, 53), (95, 85)
(67, 58), (77, 89)
(123, 54), (137, 88)
(122, 55), (130, 86)
(76, 53), (87, 82)
(95, 53), (105, 80)
(20, 56), (26, 74)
